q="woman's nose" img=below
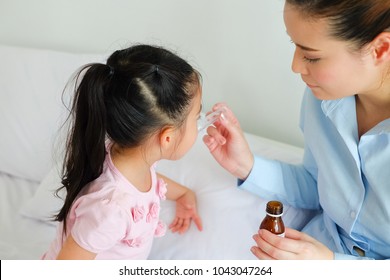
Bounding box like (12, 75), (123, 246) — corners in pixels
(291, 49), (307, 75)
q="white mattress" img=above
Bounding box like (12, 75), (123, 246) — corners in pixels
(0, 133), (314, 260)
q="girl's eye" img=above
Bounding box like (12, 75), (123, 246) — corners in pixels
(303, 56), (320, 63)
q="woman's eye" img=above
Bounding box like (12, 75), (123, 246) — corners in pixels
(303, 56), (320, 63)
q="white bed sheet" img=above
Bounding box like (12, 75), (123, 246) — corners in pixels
(0, 133), (315, 260)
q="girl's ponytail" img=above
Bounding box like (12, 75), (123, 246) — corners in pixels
(55, 63), (112, 233)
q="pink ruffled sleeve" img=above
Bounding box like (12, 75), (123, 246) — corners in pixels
(71, 198), (130, 253)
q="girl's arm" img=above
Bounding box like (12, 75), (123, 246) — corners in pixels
(159, 173), (188, 201)
(57, 235), (97, 260)
(157, 173), (203, 233)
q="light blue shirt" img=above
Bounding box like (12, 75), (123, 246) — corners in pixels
(239, 87), (390, 260)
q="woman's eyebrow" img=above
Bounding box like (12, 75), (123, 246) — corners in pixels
(295, 43), (320, 52)
(287, 32), (320, 52)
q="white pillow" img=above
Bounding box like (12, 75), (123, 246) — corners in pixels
(0, 44), (105, 182)
(19, 164), (65, 226)
(21, 131), (314, 259)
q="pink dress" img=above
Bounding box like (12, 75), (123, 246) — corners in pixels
(42, 143), (167, 259)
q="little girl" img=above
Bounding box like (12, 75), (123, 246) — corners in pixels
(43, 44), (203, 259)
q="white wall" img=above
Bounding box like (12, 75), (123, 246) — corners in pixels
(0, 0), (306, 147)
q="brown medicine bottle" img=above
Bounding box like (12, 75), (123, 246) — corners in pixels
(259, 200), (285, 237)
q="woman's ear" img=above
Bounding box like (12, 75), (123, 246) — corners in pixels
(371, 32), (390, 64)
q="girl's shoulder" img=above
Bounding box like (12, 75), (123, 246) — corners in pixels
(84, 170), (160, 209)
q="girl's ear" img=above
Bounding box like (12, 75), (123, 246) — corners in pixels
(158, 126), (177, 151)
(371, 31), (390, 64)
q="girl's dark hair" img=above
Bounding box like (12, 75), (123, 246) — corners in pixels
(55, 44), (201, 232)
(286, 0), (390, 49)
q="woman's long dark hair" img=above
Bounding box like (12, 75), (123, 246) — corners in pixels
(55, 44), (201, 233)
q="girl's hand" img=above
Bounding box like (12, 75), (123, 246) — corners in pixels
(157, 173), (202, 234)
(202, 103), (254, 180)
(169, 189), (203, 234)
(251, 227), (334, 260)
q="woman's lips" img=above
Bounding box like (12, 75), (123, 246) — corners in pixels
(306, 83), (318, 89)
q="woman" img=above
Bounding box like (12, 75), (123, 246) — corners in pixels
(203, 0), (390, 259)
